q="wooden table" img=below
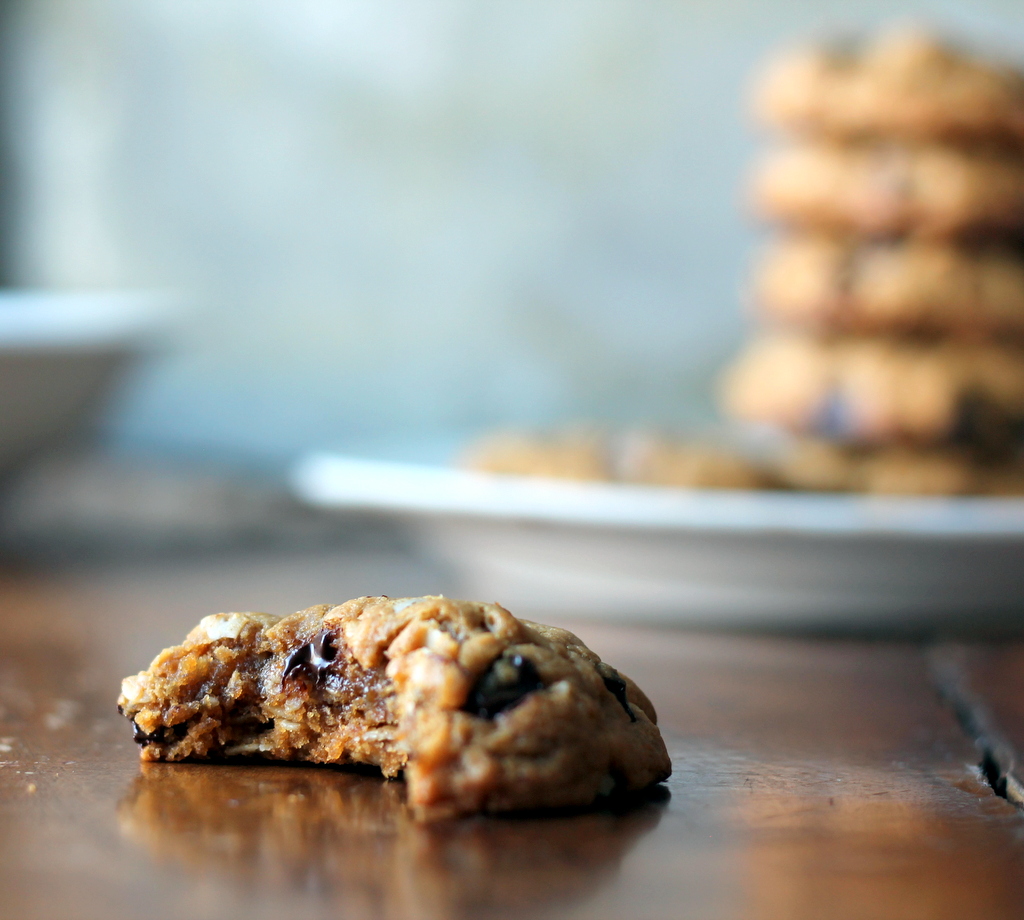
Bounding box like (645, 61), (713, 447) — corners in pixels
(3, 548), (1024, 920)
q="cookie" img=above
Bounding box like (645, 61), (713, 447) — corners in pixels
(753, 234), (1024, 337)
(462, 429), (770, 489)
(774, 438), (1024, 496)
(755, 29), (1024, 148)
(613, 433), (772, 490)
(720, 333), (1024, 448)
(460, 430), (610, 482)
(751, 140), (1024, 237)
(118, 596), (671, 819)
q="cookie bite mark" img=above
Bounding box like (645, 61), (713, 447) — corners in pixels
(118, 596), (671, 819)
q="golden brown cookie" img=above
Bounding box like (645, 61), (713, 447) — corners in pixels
(751, 140), (1024, 237)
(755, 29), (1024, 148)
(774, 438), (1024, 496)
(752, 233), (1024, 338)
(460, 430), (609, 481)
(118, 596), (671, 819)
(614, 433), (773, 490)
(462, 429), (770, 489)
(720, 333), (1024, 448)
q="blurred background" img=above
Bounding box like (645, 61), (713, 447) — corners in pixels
(2, 0), (1024, 561)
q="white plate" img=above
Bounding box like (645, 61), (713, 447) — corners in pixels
(290, 453), (1024, 628)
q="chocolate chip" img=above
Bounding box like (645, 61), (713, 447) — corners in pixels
(952, 393), (1022, 453)
(464, 653), (545, 719)
(596, 662), (636, 721)
(283, 630), (337, 685)
(131, 721), (161, 745)
(130, 719), (188, 745)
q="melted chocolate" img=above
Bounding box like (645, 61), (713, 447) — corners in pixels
(283, 630), (337, 685)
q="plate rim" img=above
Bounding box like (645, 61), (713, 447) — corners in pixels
(290, 452), (1024, 540)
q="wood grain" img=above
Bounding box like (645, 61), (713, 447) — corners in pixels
(2, 552), (1024, 919)
(932, 643), (1024, 807)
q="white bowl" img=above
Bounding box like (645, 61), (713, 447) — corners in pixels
(291, 453), (1024, 629)
(0, 291), (165, 477)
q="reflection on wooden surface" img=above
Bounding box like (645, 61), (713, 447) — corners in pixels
(7, 559), (1024, 919)
(118, 762), (667, 920)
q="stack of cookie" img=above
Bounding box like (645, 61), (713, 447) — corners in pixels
(722, 28), (1024, 495)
